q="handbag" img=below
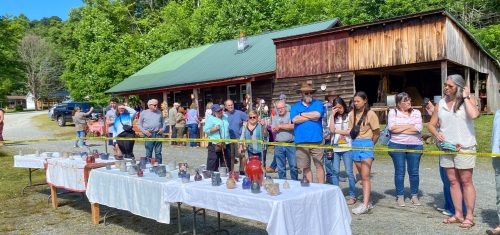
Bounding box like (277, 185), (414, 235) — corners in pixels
(350, 111), (367, 140)
(379, 109), (394, 146)
(119, 116), (134, 133)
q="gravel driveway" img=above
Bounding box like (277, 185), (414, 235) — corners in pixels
(2, 111), (498, 234)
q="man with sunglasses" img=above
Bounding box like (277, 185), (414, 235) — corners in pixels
(291, 82), (325, 184)
(138, 99), (165, 164)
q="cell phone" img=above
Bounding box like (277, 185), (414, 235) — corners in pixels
(423, 97), (430, 105)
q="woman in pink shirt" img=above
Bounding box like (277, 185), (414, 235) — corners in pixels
(387, 92), (423, 207)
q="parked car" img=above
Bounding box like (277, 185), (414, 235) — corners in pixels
(48, 104), (58, 120)
(52, 102), (103, 126)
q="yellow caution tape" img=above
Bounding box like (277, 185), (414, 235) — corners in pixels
(2, 136), (498, 157)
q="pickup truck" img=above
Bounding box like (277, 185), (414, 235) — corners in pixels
(52, 102), (103, 126)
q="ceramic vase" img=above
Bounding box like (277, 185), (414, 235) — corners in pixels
(283, 180), (290, 189)
(242, 177), (251, 189)
(226, 177), (236, 189)
(194, 170), (203, 181)
(245, 156), (263, 186)
(300, 175), (310, 187)
(251, 180), (261, 193)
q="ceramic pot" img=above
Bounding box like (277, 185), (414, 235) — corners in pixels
(99, 153), (109, 160)
(212, 172), (221, 186)
(137, 168), (144, 177)
(218, 167), (228, 177)
(300, 175), (310, 187)
(267, 183), (280, 196)
(229, 171), (239, 182)
(194, 170), (203, 181)
(242, 177), (251, 189)
(226, 177), (236, 189)
(129, 165), (138, 175)
(181, 173), (191, 183)
(283, 180), (290, 189)
(263, 176), (274, 191)
(251, 180), (261, 193)
(245, 155), (263, 186)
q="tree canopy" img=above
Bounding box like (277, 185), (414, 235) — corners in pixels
(0, 0), (498, 106)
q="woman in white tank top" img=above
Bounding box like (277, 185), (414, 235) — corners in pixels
(428, 74), (480, 228)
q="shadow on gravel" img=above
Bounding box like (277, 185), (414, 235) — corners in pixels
(425, 192), (445, 210)
(481, 209), (498, 227)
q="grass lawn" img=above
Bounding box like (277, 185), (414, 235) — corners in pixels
(31, 114), (75, 139)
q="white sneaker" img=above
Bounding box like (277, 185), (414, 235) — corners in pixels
(352, 203), (371, 215)
(397, 196), (406, 207)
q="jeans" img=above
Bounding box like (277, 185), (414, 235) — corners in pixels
(440, 163), (467, 214)
(269, 157), (277, 169)
(145, 132), (163, 164)
(207, 143), (232, 172)
(187, 124), (198, 147)
(274, 146), (298, 180)
(330, 151), (355, 198)
(493, 157), (500, 222)
(388, 142), (423, 196)
(75, 130), (86, 147)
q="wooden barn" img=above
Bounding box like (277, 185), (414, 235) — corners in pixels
(272, 9), (500, 114)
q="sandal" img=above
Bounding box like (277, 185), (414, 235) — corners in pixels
(346, 198), (356, 205)
(459, 219), (475, 229)
(442, 216), (464, 224)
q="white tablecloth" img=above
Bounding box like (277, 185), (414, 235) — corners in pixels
(46, 157), (115, 192)
(14, 152), (61, 169)
(86, 167), (174, 224)
(164, 178), (352, 235)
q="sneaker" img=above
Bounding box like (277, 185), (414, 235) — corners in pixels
(411, 196), (421, 206)
(397, 196), (405, 207)
(442, 210), (453, 216)
(352, 203), (371, 215)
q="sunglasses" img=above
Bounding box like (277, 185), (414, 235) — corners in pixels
(303, 92), (312, 95)
(249, 116), (257, 119)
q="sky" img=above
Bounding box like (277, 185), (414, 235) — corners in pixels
(0, 0), (84, 21)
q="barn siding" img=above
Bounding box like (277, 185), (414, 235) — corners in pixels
(273, 72), (355, 104)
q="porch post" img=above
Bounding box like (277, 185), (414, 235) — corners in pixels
(246, 82), (252, 112)
(441, 61), (447, 96)
(464, 68), (470, 88)
(193, 88), (200, 113)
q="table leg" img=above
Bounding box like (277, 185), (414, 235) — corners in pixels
(21, 168), (47, 195)
(91, 203), (100, 224)
(50, 185), (58, 209)
(193, 207), (197, 235)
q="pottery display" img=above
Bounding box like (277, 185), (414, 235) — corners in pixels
(226, 177), (236, 189)
(202, 170), (212, 179)
(242, 177), (251, 189)
(228, 171), (239, 182)
(140, 157), (148, 167)
(300, 175), (310, 187)
(283, 180), (290, 189)
(251, 180), (261, 193)
(137, 168), (144, 177)
(245, 156), (263, 186)
(266, 183), (280, 196)
(194, 169), (203, 181)
(212, 172), (222, 186)
(106, 164), (112, 170)
(218, 167), (228, 177)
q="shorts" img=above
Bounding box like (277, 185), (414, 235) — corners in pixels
(296, 142), (323, 169)
(439, 147), (476, 169)
(351, 138), (374, 161)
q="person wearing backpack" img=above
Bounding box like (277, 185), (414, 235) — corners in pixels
(386, 92), (423, 207)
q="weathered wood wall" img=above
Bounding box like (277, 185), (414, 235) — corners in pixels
(348, 16), (446, 71)
(276, 32), (349, 78)
(272, 72), (355, 104)
(251, 79), (274, 105)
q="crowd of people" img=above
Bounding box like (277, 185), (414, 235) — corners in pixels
(77, 73), (500, 231)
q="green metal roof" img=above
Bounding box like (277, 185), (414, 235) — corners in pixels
(107, 18), (339, 94)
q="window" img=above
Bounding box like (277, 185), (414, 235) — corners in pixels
(240, 84), (247, 102)
(227, 85), (237, 101)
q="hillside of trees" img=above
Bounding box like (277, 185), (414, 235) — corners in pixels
(0, 0), (498, 106)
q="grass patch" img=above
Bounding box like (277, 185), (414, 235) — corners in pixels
(31, 113), (75, 139)
(0, 148), (45, 200)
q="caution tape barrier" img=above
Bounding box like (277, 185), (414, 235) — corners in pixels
(2, 136), (497, 158)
